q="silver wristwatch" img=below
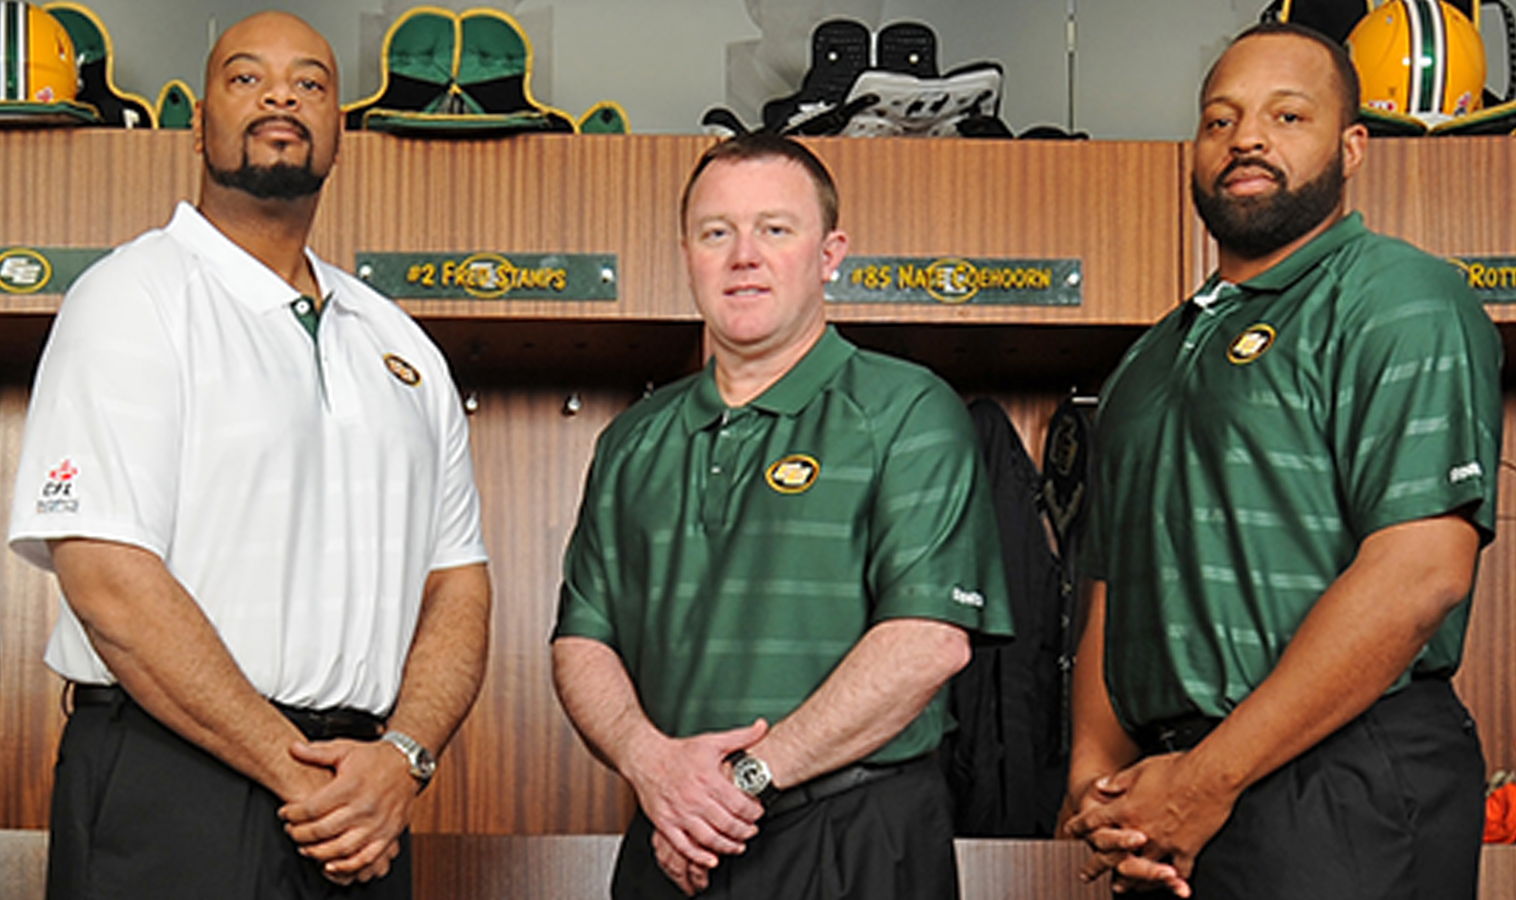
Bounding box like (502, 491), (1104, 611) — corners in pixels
(380, 730), (437, 791)
(728, 750), (779, 804)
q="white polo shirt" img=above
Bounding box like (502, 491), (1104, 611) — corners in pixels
(7, 202), (488, 714)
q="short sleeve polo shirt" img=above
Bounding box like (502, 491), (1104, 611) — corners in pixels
(556, 327), (1012, 763)
(7, 202), (488, 714)
(1086, 213), (1502, 731)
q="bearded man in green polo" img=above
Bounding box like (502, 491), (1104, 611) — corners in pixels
(1066, 22), (1500, 900)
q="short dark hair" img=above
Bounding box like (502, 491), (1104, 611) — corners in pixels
(679, 133), (840, 234)
(1203, 21), (1361, 127)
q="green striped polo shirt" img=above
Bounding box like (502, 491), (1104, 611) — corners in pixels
(1086, 213), (1502, 731)
(556, 326), (1012, 762)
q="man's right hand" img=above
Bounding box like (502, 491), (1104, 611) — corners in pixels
(623, 718), (768, 869)
(1066, 769), (1189, 896)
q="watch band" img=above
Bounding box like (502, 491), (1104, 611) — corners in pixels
(380, 730), (437, 791)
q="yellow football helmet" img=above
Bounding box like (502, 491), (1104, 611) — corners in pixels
(1349, 0), (1486, 124)
(0, 0), (78, 104)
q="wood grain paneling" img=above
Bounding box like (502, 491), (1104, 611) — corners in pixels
(0, 388), (64, 827)
(414, 385), (641, 834)
(1, 132), (1183, 326)
(820, 137), (1185, 325)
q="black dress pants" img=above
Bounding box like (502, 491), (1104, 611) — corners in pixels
(1129, 679), (1484, 900)
(612, 757), (958, 900)
(46, 689), (411, 900)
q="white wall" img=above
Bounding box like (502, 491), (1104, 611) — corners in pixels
(64, 0), (1512, 138)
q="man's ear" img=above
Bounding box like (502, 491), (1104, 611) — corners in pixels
(1341, 121), (1368, 180)
(820, 229), (849, 282)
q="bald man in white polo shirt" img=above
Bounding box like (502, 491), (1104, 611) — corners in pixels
(6, 12), (490, 899)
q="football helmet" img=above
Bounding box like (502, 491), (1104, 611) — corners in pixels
(0, 0), (78, 104)
(1349, 0), (1486, 124)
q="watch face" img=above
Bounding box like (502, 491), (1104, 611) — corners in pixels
(732, 755), (770, 795)
(414, 749), (437, 780)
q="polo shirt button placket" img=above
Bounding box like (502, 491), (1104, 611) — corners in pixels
(702, 409), (741, 530)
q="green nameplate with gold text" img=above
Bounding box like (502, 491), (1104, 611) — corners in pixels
(829, 256), (1082, 306)
(0, 247), (111, 295)
(356, 251), (618, 301)
(1448, 256), (1516, 303)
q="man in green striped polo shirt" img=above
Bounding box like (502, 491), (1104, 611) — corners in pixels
(553, 133), (1011, 899)
(1065, 23), (1501, 900)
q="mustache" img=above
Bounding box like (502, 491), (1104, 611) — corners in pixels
(1215, 156), (1286, 190)
(245, 115), (310, 142)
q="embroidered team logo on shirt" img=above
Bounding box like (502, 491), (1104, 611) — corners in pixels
(765, 454), (820, 494)
(37, 458), (80, 514)
(1226, 323), (1276, 365)
(383, 353), (422, 386)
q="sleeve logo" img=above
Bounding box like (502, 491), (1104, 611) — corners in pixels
(383, 353), (422, 387)
(37, 458), (80, 514)
(1449, 461), (1483, 483)
(952, 586), (985, 608)
(1226, 323), (1276, 365)
(764, 454), (820, 494)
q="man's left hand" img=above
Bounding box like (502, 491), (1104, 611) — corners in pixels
(1066, 751), (1238, 890)
(278, 738), (419, 880)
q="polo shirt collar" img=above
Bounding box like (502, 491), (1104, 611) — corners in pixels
(164, 201), (334, 314)
(681, 326), (856, 431)
(1237, 211), (1367, 295)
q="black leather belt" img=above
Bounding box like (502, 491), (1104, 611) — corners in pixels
(68, 683), (383, 741)
(1132, 714), (1223, 756)
(765, 755), (930, 818)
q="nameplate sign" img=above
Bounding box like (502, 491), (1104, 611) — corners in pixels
(828, 256), (1082, 306)
(0, 247), (110, 295)
(357, 252), (618, 301)
(1448, 256), (1516, 303)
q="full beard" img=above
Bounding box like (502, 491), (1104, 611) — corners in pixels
(1192, 154), (1344, 260)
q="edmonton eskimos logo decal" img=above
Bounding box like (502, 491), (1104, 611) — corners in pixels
(0, 248), (52, 294)
(383, 353), (422, 386)
(765, 454), (820, 494)
(1226, 323), (1276, 365)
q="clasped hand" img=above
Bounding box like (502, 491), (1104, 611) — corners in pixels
(1065, 751), (1238, 897)
(278, 738), (417, 885)
(626, 719), (769, 896)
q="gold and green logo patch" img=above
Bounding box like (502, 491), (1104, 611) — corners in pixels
(765, 454), (820, 494)
(1227, 323), (1276, 365)
(0, 248), (52, 294)
(383, 353), (422, 386)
